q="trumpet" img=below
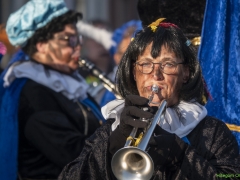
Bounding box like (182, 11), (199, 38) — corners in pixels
(111, 85), (167, 180)
(78, 59), (121, 99)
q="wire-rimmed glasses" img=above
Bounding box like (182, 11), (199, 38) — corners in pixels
(56, 35), (83, 48)
(135, 60), (185, 75)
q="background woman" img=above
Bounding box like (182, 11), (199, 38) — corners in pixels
(0, 0), (103, 179)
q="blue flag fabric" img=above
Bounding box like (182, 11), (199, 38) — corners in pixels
(198, 0), (240, 146)
(0, 78), (27, 180)
(0, 50), (30, 179)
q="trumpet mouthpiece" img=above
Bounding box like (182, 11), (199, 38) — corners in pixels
(151, 84), (159, 94)
(148, 85), (159, 105)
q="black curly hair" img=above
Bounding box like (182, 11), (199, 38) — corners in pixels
(116, 24), (209, 105)
(137, 0), (206, 39)
(22, 10), (82, 56)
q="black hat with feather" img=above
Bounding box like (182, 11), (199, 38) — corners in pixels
(137, 0), (206, 42)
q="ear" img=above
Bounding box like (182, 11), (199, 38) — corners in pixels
(113, 52), (121, 65)
(183, 66), (189, 83)
(36, 42), (48, 53)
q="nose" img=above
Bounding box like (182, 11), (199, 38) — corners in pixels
(152, 64), (163, 80)
(72, 44), (81, 58)
(74, 43), (81, 51)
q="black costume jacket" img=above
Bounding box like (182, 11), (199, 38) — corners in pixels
(18, 79), (101, 179)
(59, 116), (240, 180)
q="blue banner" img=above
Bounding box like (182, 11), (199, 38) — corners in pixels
(198, 0), (240, 146)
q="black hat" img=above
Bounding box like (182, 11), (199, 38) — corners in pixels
(137, 0), (206, 39)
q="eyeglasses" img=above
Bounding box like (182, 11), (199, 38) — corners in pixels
(56, 35), (82, 48)
(135, 60), (185, 75)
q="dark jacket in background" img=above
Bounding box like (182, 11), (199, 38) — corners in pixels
(18, 79), (101, 179)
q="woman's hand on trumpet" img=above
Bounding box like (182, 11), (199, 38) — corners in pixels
(120, 95), (158, 136)
(109, 95), (157, 155)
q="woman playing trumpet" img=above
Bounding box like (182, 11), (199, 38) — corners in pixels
(0, 1), (103, 179)
(59, 19), (240, 180)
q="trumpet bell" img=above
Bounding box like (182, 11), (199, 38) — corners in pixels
(111, 147), (154, 180)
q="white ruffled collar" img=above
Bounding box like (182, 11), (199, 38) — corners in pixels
(101, 99), (207, 138)
(3, 61), (89, 100)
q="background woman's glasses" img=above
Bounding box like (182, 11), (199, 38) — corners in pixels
(56, 35), (83, 48)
